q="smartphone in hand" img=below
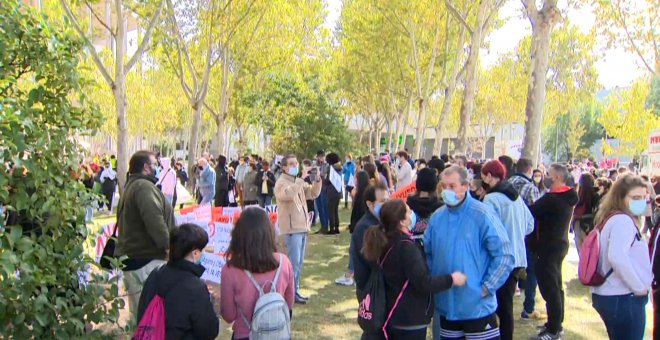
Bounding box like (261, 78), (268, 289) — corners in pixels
(309, 168), (318, 182)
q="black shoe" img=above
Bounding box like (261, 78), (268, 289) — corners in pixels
(330, 229), (340, 235)
(314, 229), (329, 235)
(295, 296), (307, 304)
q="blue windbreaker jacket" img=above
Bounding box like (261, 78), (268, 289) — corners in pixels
(424, 194), (514, 321)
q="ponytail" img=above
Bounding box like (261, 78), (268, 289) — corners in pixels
(362, 225), (388, 262)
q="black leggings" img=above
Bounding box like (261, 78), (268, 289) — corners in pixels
(327, 196), (340, 232)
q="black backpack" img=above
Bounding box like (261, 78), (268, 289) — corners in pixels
(357, 240), (411, 336)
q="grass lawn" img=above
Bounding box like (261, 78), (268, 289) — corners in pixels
(286, 207), (653, 340)
(88, 207), (654, 339)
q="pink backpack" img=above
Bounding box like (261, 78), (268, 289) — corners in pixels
(578, 212), (623, 286)
(133, 295), (166, 340)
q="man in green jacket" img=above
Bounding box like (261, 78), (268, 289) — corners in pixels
(115, 150), (176, 323)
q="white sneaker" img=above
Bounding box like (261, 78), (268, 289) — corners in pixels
(335, 276), (354, 286)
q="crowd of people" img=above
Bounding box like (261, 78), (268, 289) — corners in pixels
(108, 147), (660, 340)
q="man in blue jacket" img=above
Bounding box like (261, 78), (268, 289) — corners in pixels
(197, 158), (216, 205)
(425, 165), (514, 340)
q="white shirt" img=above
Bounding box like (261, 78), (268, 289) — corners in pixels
(592, 214), (652, 296)
(396, 161), (413, 190)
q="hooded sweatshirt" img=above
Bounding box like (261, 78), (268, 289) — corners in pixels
(407, 194), (443, 242)
(424, 194), (514, 321)
(483, 181), (534, 268)
(530, 185), (579, 252)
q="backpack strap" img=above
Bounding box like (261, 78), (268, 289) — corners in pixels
(243, 269), (265, 296)
(381, 238), (414, 340)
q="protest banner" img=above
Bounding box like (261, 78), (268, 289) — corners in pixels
(200, 253), (224, 284)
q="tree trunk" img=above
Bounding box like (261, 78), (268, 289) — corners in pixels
(433, 127), (444, 156)
(375, 119), (383, 154)
(187, 103), (203, 173)
(114, 0), (128, 192)
(386, 118), (393, 153)
(400, 97), (413, 151)
(413, 98), (427, 159)
(522, 1), (561, 166)
(455, 0), (489, 154)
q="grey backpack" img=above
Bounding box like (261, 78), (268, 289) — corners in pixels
(240, 254), (291, 340)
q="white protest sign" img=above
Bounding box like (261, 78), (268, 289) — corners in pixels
(223, 207), (242, 216)
(265, 204), (278, 213)
(200, 253), (224, 284)
(212, 222), (233, 255)
(194, 205), (212, 221)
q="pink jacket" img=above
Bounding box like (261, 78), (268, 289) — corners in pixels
(220, 253), (295, 339)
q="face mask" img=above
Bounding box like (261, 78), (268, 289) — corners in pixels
(193, 252), (203, 265)
(441, 189), (461, 206)
(629, 199), (646, 216)
(288, 166), (299, 177)
(409, 211), (417, 231)
(543, 177), (554, 189)
(373, 202), (384, 217)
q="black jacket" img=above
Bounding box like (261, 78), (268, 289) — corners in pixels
(215, 165), (229, 192)
(138, 260), (219, 340)
(351, 210), (380, 292)
(379, 232), (453, 328)
(255, 169), (276, 196)
(324, 166), (343, 201)
(530, 186), (578, 252)
(406, 194), (443, 242)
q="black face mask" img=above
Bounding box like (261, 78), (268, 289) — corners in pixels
(481, 182), (491, 192)
(543, 177), (554, 189)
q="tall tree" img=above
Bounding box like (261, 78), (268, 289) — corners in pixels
(159, 0), (225, 173)
(447, 0), (505, 154)
(520, 0), (562, 165)
(60, 0), (164, 189)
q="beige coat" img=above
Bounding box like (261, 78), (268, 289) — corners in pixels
(274, 173), (322, 234)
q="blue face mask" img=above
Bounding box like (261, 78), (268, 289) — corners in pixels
(629, 198), (646, 216)
(288, 166), (299, 177)
(441, 189), (461, 206)
(194, 252), (203, 265)
(373, 202), (384, 217)
(409, 211), (417, 231)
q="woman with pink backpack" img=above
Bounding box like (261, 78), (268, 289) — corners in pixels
(590, 174), (652, 340)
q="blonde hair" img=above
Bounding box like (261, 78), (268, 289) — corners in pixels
(595, 174), (647, 226)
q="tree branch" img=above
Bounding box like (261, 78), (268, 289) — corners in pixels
(612, 0), (655, 74)
(125, 0), (165, 73)
(85, 1), (115, 36)
(59, 0), (114, 87)
(482, 0), (507, 32)
(521, 0), (539, 27)
(445, 0), (474, 36)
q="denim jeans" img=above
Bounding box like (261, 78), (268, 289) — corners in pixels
(523, 247), (538, 313)
(258, 194), (273, 208)
(123, 259), (166, 324)
(592, 293), (648, 340)
(315, 192), (329, 229)
(284, 232), (307, 294)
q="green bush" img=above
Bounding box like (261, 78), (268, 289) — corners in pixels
(0, 2), (122, 337)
